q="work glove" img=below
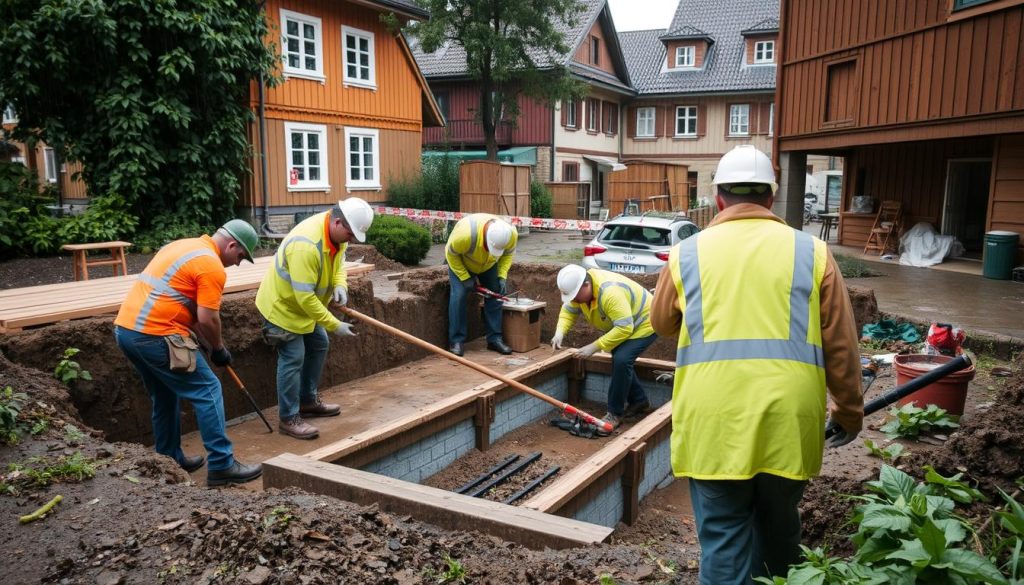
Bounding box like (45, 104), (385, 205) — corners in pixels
(459, 277), (476, 292)
(825, 427), (859, 449)
(551, 331), (564, 350)
(333, 322), (357, 337)
(497, 278), (507, 295)
(332, 286), (348, 306)
(576, 343), (599, 359)
(210, 346), (233, 367)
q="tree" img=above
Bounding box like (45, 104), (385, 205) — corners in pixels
(0, 0), (277, 227)
(411, 0), (588, 160)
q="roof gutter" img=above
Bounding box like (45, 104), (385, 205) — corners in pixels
(348, 0), (428, 20)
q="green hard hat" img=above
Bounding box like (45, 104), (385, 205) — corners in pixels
(220, 219), (258, 263)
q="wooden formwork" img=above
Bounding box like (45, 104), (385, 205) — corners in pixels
(459, 161), (531, 216)
(263, 353), (678, 550)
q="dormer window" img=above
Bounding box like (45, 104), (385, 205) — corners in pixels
(754, 40), (775, 64)
(675, 46), (695, 67)
(590, 36), (600, 66)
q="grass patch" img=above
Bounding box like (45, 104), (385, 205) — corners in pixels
(531, 248), (583, 263)
(0, 452), (97, 495)
(834, 253), (879, 278)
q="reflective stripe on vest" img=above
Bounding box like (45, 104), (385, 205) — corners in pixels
(133, 248), (218, 330)
(275, 235), (327, 295)
(597, 280), (649, 329)
(675, 230), (823, 367)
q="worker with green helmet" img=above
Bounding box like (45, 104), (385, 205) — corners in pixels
(114, 218), (264, 487)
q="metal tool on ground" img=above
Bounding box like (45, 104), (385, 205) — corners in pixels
(474, 285), (514, 303)
(454, 454), (520, 495)
(824, 354), (972, 439)
(337, 306), (615, 433)
(225, 366), (274, 433)
(503, 466), (561, 505)
(550, 416), (607, 439)
(467, 451), (542, 498)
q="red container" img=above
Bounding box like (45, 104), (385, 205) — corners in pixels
(894, 354), (975, 415)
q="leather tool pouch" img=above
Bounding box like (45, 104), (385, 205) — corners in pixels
(166, 333), (200, 373)
(262, 327), (297, 348)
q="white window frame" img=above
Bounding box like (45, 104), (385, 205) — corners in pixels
(768, 103), (775, 136)
(2, 104), (16, 124)
(636, 107), (656, 137)
(344, 127), (381, 191)
(754, 40), (775, 64)
(729, 104), (750, 136)
(342, 25), (376, 89)
(675, 105), (698, 137)
(43, 147), (58, 183)
(284, 122), (330, 192)
(587, 99), (598, 132)
(565, 100), (577, 128)
(280, 9), (325, 82)
(675, 46), (695, 67)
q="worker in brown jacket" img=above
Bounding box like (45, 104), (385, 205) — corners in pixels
(650, 145), (863, 584)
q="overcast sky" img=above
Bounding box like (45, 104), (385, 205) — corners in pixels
(606, 0), (677, 32)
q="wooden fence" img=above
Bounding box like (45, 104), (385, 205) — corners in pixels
(459, 161), (531, 216)
(607, 161), (689, 216)
(546, 182), (590, 219)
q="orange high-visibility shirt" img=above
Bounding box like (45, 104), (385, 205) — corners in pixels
(114, 235), (225, 336)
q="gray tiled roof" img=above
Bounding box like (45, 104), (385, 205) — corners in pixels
(658, 25), (710, 41)
(742, 17), (779, 34)
(410, 0), (609, 78)
(619, 0), (778, 95)
(369, 0), (428, 19)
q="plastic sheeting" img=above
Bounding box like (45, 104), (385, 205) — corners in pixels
(898, 222), (964, 267)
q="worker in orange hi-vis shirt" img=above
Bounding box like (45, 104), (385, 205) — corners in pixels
(114, 220), (264, 487)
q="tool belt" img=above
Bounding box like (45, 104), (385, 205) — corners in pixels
(165, 333), (200, 373)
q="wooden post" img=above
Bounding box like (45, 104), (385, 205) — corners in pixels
(474, 391), (496, 451)
(567, 356), (586, 405)
(621, 443), (646, 526)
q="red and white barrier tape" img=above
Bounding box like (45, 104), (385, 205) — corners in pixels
(373, 206), (605, 231)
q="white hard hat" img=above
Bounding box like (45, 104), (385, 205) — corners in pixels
(557, 264), (587, 304)
(485, 219), (514, 256)
(338, 197), (374, 242)
(712, 145), (778, 194)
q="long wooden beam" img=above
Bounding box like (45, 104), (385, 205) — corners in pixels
(263, 453), (613, 550)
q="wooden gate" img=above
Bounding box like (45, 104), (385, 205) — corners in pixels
(459, 161), (531, 216)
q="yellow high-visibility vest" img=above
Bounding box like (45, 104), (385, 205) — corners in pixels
(556, 268), (655, 352)
(256, 212), (347, 334)
(667, 218), (828, 481)
(445, 213), (517, 281)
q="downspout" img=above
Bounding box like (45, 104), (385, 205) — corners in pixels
(550, 100), (557, 182)
(257, 0), (273, 234)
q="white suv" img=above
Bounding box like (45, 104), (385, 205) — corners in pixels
(581, 213), (700, 275)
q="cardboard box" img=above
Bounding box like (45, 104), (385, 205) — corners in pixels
(501, 300), (546, 353)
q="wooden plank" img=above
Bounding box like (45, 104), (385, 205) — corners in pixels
(522, 402), (672, 514)
(621, 443), (646, 526)
(0, 259), (373, 332)
(263, 453), (613, 550)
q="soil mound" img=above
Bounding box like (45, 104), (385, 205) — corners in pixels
(347, 243), (405, 272)
(0, 350), (84, 425)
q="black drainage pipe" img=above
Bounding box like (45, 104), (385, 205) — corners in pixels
(502, 465), (561, 505)
(468, 452), (542, 498)
(455, 454), (520, 495)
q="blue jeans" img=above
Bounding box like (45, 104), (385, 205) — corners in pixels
(689, 474), (807, 584)
(607, 333), (657, 416)
(264, 320), (329, 420)
(448, 265), (503, 345)
(114, 326), (234, 472)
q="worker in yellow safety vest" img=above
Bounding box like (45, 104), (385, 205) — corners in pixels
(551, 265), (657, 429)
(255, 198), (374, 440)
(445, 213), (517, 356)
(650, 145), (864, 584)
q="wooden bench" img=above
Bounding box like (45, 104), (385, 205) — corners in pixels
(61, 241), (132, 281)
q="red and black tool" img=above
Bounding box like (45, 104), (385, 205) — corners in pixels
(474, 285), (514, 303)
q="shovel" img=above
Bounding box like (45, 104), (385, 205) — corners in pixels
(336, 306), (615, 434)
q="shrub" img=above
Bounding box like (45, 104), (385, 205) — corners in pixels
(386, 154), (460, 212)
(55, 195), (138, 246)
(0, 161), (55, 258)
(530, 180), (552, 218)
(133, 215), (214, 253)
(366, 215), (432, 265)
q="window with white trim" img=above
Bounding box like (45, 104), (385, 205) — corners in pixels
(284, 122), (329, 191)
(586, 99), (598, 131)
(754, 40), (775, 64)
(345, 127), (380, 190)
(729, 104), (750, 136)
(43, 148), (57, 183)
(281, 10), (324, 81)
(768, 103), (774, 136)
(2, 104), (15, 124)
(342, 26), (376, 89)
(636, 107), (656, 137)
(675, 46), (695, 67)
(565, 100), (577, 128)
(675, 106), (697, 136)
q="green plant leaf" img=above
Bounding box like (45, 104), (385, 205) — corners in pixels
(878, 465), (916, 501)
(784, 566), (825, 585)
(915, 518), (947, 561)
(861, 506), (913, 532)
(939, 548), (1007, 584)
(886, 538), (931, 567)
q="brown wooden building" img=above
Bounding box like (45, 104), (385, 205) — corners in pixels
(774, 0), (1024, 263)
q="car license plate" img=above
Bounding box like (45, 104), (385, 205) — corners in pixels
(611, 263), (644, 274)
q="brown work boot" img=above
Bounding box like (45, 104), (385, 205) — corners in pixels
(279, 415), (319, 440)
(300, 397), (341, 418)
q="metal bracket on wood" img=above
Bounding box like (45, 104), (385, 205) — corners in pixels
(474, 392), (496, 451)
(567, 355), (586, 405)
(622, 443), (647, 526)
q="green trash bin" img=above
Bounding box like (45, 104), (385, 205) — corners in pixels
(982, 230), (1020, 280)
